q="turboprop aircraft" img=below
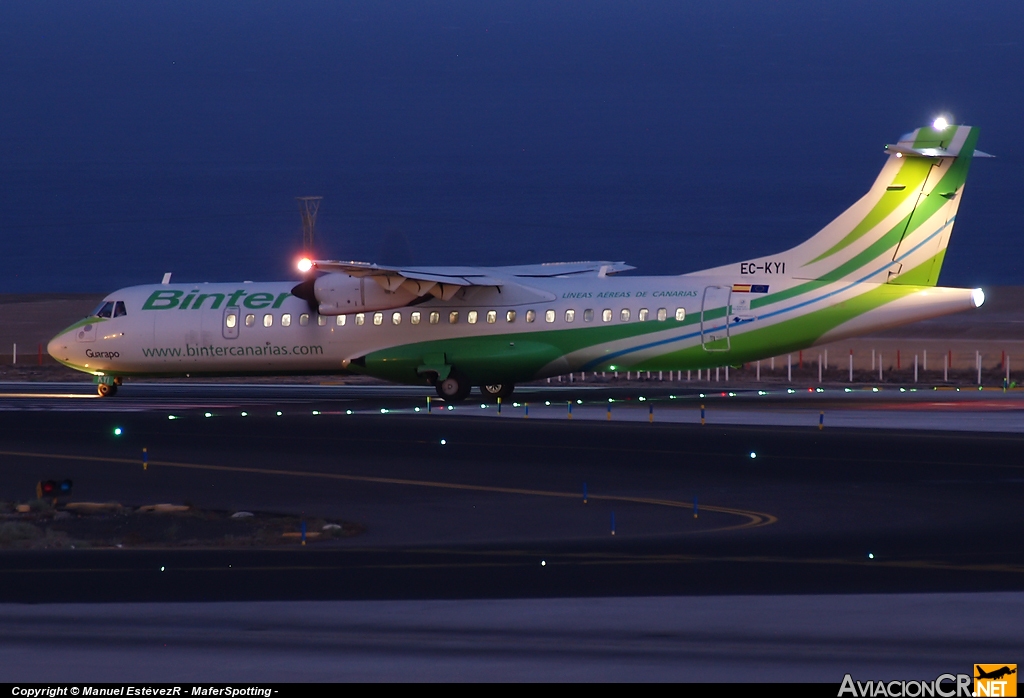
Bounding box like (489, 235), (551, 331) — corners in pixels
(49, 119), (990, 400)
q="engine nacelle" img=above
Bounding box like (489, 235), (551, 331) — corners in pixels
(311, 273), (418, 315)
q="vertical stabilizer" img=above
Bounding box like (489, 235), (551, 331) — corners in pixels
(687, 122), (982, 287)
(789, 122), (979, 286)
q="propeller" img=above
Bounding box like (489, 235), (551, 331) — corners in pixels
(290, 278), (319, 314)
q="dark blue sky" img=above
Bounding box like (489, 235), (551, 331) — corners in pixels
(2, 1), (1021, 292)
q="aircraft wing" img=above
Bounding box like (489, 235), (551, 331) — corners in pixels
(489, 261), (635, 278)
(310, 259), (634, 299)
(311, 261), (502, 287)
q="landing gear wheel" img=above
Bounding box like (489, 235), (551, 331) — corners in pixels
(480, 383), (515, 400)
(436, 371), (471, 403)
(97, 383), (117, 397)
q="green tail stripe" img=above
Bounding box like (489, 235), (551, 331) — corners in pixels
(807, 158), (932, 265)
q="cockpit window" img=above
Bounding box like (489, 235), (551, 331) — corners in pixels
(113, 301), (127, 317)
(93, 301), (115, 318)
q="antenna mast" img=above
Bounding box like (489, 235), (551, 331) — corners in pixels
(295, 196), (323, 253)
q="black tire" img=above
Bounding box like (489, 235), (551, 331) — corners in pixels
(97, 383), (117, 397)
(480, 383), (515, 400)
(436, 371), (471, 403)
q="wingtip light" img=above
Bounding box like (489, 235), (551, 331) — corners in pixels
(297, 258), (313, 273)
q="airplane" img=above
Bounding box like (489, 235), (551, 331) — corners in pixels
(49, 118), (990, 401)
(976, 666), (1016, 681)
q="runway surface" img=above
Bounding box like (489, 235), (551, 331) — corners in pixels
(2, 594), (1019, 682)
(1, 381), (1022, 680)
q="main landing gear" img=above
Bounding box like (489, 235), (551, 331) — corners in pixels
(480, 383), (515, 400)
(435, 371), (472, 403)
(433, 371), (516, 404)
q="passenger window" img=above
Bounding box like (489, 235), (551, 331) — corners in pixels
(355, 313), (365, 326)
(675, 308), (686, 321)
(468, 310), (478, 324)
(620, 309), (630, 322)
(95, 302), (114, 319)
(373, 312), (383, 326)
(225, 313), (237, 329)
(639, 308), (649, 321)
(545, 309), (555, 323)
(429, 311), (440, 325)
(657, 308), (667, 322)
(245, 314), (255, 327)
(263, 314), (273, 327)
(449, 311), (459, 324)
(602, 309), (612, 322)
(299, 313), (309, 326)
(506, 310), (516, 323)
(281, 313), (292, 327)
(583, 309), (594, 322)
(565, 309), (575, 323)
(392, 311), (402, 325)
(337, 315), (346, 326)
(317, 315), (327, 326)
(526, 310), (536, 323)
(411, 311), (421, 325)
(113, 301), (127, 318)
(486, 310), (496, 324)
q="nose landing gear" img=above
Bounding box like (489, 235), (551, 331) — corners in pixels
(95, 376), (121, 397)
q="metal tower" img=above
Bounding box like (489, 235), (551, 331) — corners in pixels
(295, 196), (323, 252)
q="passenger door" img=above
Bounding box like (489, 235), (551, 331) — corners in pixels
(700, 286), (731, 352)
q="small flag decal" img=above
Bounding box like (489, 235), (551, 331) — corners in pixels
(732, 284), (769, 293)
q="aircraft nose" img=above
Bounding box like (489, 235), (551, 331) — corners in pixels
(47, 333), (66, 360)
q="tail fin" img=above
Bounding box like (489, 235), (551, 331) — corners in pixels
(676, 123), (985, 287)
(783, 122), (982, 287)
